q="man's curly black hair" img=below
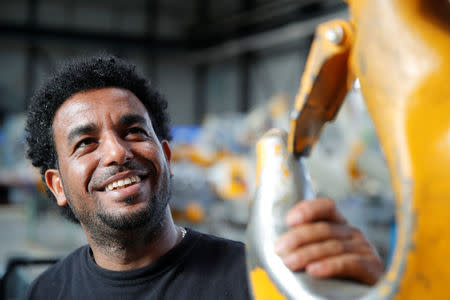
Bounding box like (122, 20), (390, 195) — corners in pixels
(25, 55), (172, 223)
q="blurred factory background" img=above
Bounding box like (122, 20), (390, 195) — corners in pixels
(0, 0), (395, 298)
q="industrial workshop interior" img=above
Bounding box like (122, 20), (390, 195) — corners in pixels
(0, 0), (449, 299)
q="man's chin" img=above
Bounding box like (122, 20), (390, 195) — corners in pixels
(97, 208), (152, 231)
(90, 186), (170, 232)
(114, 194), (142, 205)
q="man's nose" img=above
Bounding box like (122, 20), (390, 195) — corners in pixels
(100, 133), (132, 166)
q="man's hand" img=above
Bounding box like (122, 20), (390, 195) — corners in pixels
(274, 197), (383, 285)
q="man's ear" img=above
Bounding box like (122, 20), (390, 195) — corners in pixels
(161, 140), (173, 176)
(45, 169), (68, 206)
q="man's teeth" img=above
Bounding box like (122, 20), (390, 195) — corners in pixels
(105, 175), (141, 191)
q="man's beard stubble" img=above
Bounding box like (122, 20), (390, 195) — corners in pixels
(97, 191), (170, 231)
(62, 171), (172, 247)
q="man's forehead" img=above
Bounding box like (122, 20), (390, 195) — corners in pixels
(53, 87), (152, 136)
(56, 88), (150, 122)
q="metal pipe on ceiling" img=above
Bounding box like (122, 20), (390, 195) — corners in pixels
(188, 9), (347, 64)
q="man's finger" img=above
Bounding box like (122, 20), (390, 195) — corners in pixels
(305, 254), (383, 285)
(286, 197), (346, 226)
(275, 222), (353, 256)
(281, 239), (368, 271)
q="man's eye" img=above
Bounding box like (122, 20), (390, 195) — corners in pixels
(127, 127), (147, 136)
(75, 138), (96, 150)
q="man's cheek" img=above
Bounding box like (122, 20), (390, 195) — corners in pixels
(70, 160), (96, 193)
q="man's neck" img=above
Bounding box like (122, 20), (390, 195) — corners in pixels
(84, 209), (180, 271)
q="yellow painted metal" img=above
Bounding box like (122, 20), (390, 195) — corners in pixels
(348, 0), (450, 298)
(250, 0), (450, 299)
(249, 267), (287, 300)
(287, 19), (354, 157)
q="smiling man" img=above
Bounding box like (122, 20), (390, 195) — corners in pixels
(46, 87), (178, 270)
(25, 55), (382, 299)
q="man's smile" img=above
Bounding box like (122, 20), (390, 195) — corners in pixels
(92, 169), (152, 202)
(105, 175), (141, 191)
(93, 168), (150, 191)
(100, 178), (148, 202)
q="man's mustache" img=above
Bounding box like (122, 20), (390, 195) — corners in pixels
(90, 160), (155, 190)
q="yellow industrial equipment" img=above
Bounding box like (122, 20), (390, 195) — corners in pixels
(247, 0), (450, 299)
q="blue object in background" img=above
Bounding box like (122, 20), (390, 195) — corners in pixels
(387, 221), (396, 268)
(0, 129), (4, 166)
(0, 129), (4, 146)
(170, 125), (201, 145)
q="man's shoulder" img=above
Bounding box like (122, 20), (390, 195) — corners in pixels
(180, 229), (249, 298)
(189, 229), (245, 253)
(26, 245), (88, 298)
(185, 228), (246, 268)
(36, 245), (87, 278)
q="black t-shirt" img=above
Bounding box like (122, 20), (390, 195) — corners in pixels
(26, 228), (250, 300)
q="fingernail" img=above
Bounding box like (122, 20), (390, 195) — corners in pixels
(287, 211), (303, 226)
(283, 255), (296, 268)
(307, 263), (321, 275)
(274, 241), (286, 255)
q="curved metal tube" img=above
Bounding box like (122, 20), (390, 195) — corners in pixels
(246, 129), (371, 299)
(246, 0), (450, 298)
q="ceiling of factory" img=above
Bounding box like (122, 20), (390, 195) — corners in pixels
(0, 0), (346, 52)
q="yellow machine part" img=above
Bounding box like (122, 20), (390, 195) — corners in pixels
(250, 0), (449, 299)
(171, 144), (230, 167)
(249, 267), (286, 300)
(348, 0), (450, 298)
(171, 201), (205, 224)
(213, 156), (250, 201)
(346, 141), (365, 183)
(287, 19), (354, 156)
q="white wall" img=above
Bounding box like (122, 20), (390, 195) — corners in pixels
(204, 58), (240, 116)
(250, 47), (308, 109)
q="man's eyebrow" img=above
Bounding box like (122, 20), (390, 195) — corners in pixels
(119, 114), (148, 127)
(67, 124), (98, 143)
